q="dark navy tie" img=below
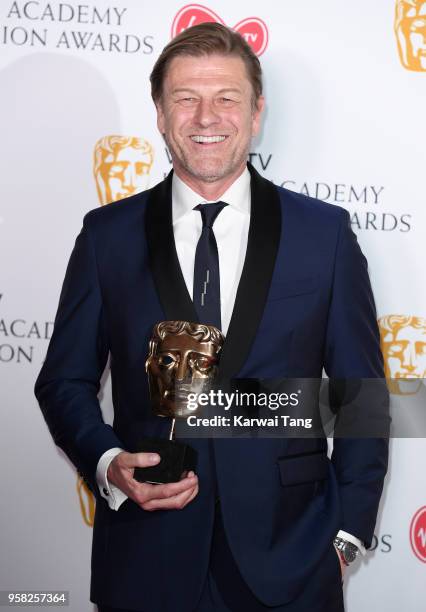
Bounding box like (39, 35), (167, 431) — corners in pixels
(193, 201), (228, 330)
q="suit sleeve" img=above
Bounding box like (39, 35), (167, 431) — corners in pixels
(324, 208), (389, 549)
(34, 212), (124, 495)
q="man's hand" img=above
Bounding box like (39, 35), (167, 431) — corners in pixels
(334, 545), (346, 581)
(107, 451), (199, 511)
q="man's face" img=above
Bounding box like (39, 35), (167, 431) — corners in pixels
(146, 332), (219, 417)
(156, 53), (264, 184)
(382, 323), (426, 394)
(99, 146), (152, 204)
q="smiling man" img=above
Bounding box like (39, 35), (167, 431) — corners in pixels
(154, 50), (263, 196)
(35, 23), (388, 612)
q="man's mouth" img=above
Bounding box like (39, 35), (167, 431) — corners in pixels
(190, 135), (228, 144)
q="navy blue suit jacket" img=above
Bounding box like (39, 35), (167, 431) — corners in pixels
(35, 164), (388, 611)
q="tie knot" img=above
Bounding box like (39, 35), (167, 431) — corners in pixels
(194, 201), (228, 229)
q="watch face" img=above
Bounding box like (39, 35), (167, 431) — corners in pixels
(343, 543), (358, 564)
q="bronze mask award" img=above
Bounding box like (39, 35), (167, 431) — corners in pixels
(134, 321), (224, 484)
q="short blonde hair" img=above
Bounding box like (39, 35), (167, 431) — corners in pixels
(150, 22), (262, 106)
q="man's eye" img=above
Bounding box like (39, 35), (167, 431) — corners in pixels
(218, 97), (236, 105)
(178, 97), (197, 106)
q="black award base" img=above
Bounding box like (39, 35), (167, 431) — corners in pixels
(133, 437), (197, 484)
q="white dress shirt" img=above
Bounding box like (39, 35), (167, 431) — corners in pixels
(94, 168), (365, 555)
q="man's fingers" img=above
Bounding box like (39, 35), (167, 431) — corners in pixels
(141, 483), (199, 511)
(118, 451), (161, 469)
(184, 484), (199, 505)
(109, 452), (199, 510)
(333, 545), (346, 580)
(133, 474), (198, 502)
(108, 451), (161, 490)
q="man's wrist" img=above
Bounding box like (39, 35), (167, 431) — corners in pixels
(96, 447), (128, 510)
(336, 530), (366, 556)
(334, 536), (360, 566)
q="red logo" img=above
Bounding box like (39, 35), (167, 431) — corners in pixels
(171, 4), (268, 56)
(410, 506), (426, 563)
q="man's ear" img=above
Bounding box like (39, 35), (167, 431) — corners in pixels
(252, 95), (265, 137)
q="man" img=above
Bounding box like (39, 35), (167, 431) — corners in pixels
(35, 23), (388, 612)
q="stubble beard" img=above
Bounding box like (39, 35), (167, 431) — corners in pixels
(165, 134), (250, 184)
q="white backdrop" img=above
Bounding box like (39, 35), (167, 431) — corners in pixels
(1, 1), (425, 610)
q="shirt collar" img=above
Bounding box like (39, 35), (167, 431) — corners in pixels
(172, 166), (251, 225)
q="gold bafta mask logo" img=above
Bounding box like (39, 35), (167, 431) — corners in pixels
(378, 315), (426, 394)
(146, 321), (224, 418)
(77, 476), (95, 527)
(93, 135), (154, 205)
(395, 0), (426, 71)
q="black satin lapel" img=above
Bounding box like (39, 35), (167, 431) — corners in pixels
(145, 170), (199, 323)
(218, 163), (282, 380)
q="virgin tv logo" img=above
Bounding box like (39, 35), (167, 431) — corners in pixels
(410, 506), (426, 563)
(171, 4), (268, 56)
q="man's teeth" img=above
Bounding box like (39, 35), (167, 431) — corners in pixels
(191, 135), (226, 143)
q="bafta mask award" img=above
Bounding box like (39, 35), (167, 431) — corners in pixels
(134, 321), (224, 484)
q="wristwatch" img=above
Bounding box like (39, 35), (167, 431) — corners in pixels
(333, 537), (360, 566)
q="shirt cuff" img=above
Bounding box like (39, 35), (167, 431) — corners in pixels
(337, 529), (366, 556)
(96, 447), (128, 511)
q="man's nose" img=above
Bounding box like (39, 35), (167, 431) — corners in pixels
(194, 99), (220, 127)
